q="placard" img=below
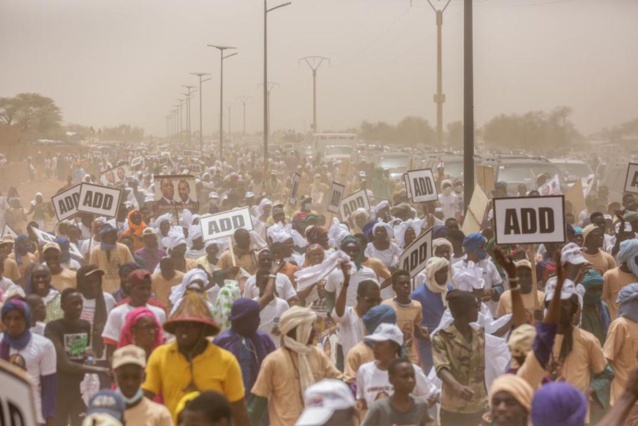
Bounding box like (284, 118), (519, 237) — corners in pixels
(399, 228), (433, 279)
(189, 163), (202, 174)
(52, 184), (82, 222)
(624, 162), (638, 195)
(462, 184), (489, 235)
(183, 149), (200, 158)
(0, 359), (38, 426)
(130, 157), (143, 168)
(30, 225), (84, 261)
(1, 224), (17, 239)
(339, 189), (370, 219)
(327, 182), (345, 214)
(77, 183), (122, 218)
(153, 175), (199, 213)
(493, 195), (566, 245)
(406, 169), (438, 203)
(200, 207), (254, 241)
(99, 163), (129, 186)
(289, 173), (301, 206)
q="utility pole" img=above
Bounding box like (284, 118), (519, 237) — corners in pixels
(182, 85), (196, 146)
(463, 0), (474, 210)
(427, 0), (451, 147)
(227, 104), (233, 138)
(299, 56), (330, 133)
(175, 100), (184, 145)
(191, 73), (212, 153)
(207, 45), (237, 158)
(264, 0), (292, 160)
(260, 82), (278, 137)
(236, 96), (252, 136)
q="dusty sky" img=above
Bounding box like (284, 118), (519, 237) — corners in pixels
(1, 0), (637, 138)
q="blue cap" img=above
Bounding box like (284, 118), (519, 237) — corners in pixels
(87, 390), (126, 421)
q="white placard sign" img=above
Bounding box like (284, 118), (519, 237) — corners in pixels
(493, 195), (566, 245)
(399, 228), (433, 280)
(131, 157), (143, 167)
(1, 224), (17, 239)
(200, 207), (254, 241)
(406, 169), (438, 203)
(77, 183), (122, 218)
(0, 359), (38, 426)
(339, 189), (370, 219)
(327, 182), (346, 214)
(29, 225), (84, 261)
(624, 162), (638, 195)
(52, 184), (82, 222)
(289, 173), (301, 206)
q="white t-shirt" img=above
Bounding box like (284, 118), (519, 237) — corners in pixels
(254, 296), (289, 348)
(81, 293), (117, 326)
(243, 273), (297, 302)
(356, 361), (436, 408)
(0, 277), (17, 292)
(365, 243), (402, 269)
(438, 193), (460, 221)
(330, 306), (365, 356)
(102, 303), (166, 343)
(325, 265), (378, 307)
(0, 333), (56, 423)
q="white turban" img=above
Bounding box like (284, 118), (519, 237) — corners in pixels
(257, 198), (273, 216)
(328, 218), (350, 248)
(169, 268), (209, 307)
(372, 221), (394, 241)
(395, 219), (421, 249)
(372, 200), (390, 220)
(425, 256), (450, 296)
(279, 307), (317, 394)
(267, 222), (293, 244)
(164, 229), (186, 251)
(432, 237), (453, 254)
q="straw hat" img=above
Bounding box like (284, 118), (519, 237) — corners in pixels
(163, 292), (219, 336)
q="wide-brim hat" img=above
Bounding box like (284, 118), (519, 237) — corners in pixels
(163, 292), (220, 336)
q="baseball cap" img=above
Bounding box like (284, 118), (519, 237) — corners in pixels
(87, 390), (126, 422)
(295, 379), (355, 426)
(81, 413), (123, 426)
(364, 323), (404, 346)
(42, 242), (61, 253)
(142, 227), (157, 237)
(560, 243), (588, 265)
(544, 277), (579, 302)
(127, 269), (151, 287)
(112, 345), (146, 369)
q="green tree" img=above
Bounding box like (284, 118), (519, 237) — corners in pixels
(0, 93), (62, 135)
(359, 116), (435, 146)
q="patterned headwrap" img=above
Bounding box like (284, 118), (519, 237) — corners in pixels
(340, 236), (362, 270)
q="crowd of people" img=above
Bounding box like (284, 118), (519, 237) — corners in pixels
(1, 148), (638, 426)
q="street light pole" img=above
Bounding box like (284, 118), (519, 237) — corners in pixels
(208, 45), (237, 158)
(182, 85), (196, 146)
(427, 0), (451, 147)
(227, 104), (233, 138)
(236, 96), (252, 137)
(191, 73), (212, 153)
(463, 0), (474, 210)
(264, 0), (292, 160)
(299, 56), (330, 133)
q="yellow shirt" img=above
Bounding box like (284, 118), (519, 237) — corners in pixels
(602, 268), (637, 319)
(50, 268), (77, 292)
(496, 290), (545, 323)
(142, 341), (245, 416)
(9, 252), (37, 280)
(89, 243), (135, 293)
(151, 271), (184, 308)
(382, 299), (423, 365)
(216, 249), (258, 276)
(344, 341), (374, 384)
(252, 346), (342, 426)
(582, 250), (616, 276)
(603, 317), (638, 405)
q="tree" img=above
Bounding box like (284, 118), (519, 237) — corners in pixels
(359, 116), (436, 146)
(100, 124), (144, 143)
(0, 93), (62, 136)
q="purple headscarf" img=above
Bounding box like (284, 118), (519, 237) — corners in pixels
(0, 297), (33, 361)
(531, 382), (587, 426)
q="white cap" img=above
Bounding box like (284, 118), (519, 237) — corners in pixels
(544, 278), (583, 306)
(365, 323), (404, 346)
(560, 242), (589, 265)
(295, 380), (355, 426)
(112, 345), (146, 369)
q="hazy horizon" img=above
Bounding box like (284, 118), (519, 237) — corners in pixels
(1, 0), (637, 138)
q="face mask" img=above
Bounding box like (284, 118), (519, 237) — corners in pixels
(442, 187), (453, 196)
(454, 187), (462, 194)
(116, 388), (144, 405)
(476, 248), (488, 261)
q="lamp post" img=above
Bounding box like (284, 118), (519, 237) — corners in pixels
(191, 73), (212, 153)
(236, 96), (252, 136)
(182, 85), (196, 146)
(207, 45), (237, 158)
(299, 56), (329, 133)
(263, 0), (292, 160)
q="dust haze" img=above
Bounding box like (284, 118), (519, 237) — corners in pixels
(1, 0), (636, 137)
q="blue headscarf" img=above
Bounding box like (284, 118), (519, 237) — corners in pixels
(100, 223), (117, 252)
(363, 305), (397, 334)
(54, 237), (71, 264)
(432, 225), (448, 239)
(617, 283), (638, 323)
(617, 239), (638, 278)
(531, 382), (587, 426)
(463, 233), (487, 260)
(13, 235), (29, 266)
(0, 298), (33, 361)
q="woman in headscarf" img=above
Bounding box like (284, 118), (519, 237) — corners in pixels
(119, 210), (147, 252)
(305, 225), (330, 250)
(365, 221), (401, 269)
(117, 306), (164, 359)
(213, 298), (276, 394)
(169, 268), (214, 315)
(487, 374), (533, 426)
(579, 269), (611, 346)
(1, 297), (57, 425)
(394, 219), (421, 250)
(253, 198), (273, 241)
(411, 256), (451, 371)
(349, 207), (370, 235)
